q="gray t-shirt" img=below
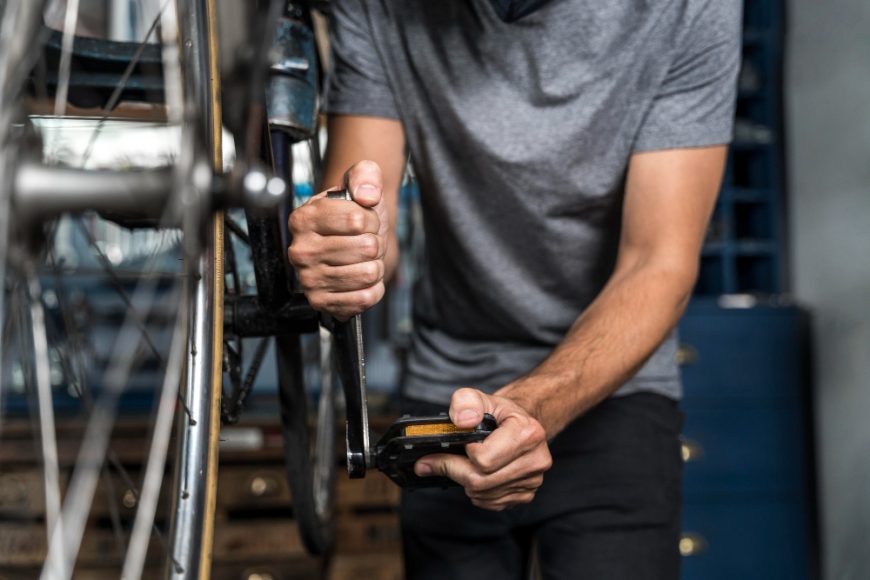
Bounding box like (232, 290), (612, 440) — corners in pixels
(326, 0), (741, 404)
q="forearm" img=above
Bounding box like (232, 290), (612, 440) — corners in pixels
(497, 147), (724, 437)
(496, 260), (695, 438)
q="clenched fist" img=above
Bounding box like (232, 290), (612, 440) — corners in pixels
(288, 160), (390, 320)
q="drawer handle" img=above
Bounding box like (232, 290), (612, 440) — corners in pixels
(676, 344), (699, 366)
(680, 439), (704, 463)
(249, 475), (280, 498)
(679, 532), (708, 557)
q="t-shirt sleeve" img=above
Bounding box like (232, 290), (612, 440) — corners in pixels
(323, 0), (400, 120)
(632, 0), (742, 152)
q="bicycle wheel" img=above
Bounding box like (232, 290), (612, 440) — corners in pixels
(0, 1), (223, 578)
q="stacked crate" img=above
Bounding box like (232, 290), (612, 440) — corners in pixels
(0, 414), (405, 580)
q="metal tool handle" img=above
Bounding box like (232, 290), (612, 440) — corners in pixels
(325, 188), (370, 478)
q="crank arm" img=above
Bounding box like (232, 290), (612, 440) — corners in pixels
(325, 189), (499, 485)
(326, 189), (371, 478)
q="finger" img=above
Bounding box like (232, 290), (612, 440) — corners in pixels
(414, 453), (476, 487)
(458, 446), (550, 492)
(290, 200), (379, 236)
(449, 387), (492, 429)
(288, 233), (383, 268)
(306, 283), (385, 320)
(344, 160), (383, 208)
(416, 445), (547, 493)
(298, 260), (385, 293)
(471, 491), (536, 512)
(465, 475), (544, 501)
(466, 414), (548, 474)
(313, 233), (384, 266)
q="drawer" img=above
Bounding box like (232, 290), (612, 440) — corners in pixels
(681, 498), (813, 580)
(678, 304), (806, 401)
(681, 405), (808, 495)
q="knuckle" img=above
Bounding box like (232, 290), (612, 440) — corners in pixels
(297, 269), (317, 291)
(466, 473), (487, 493)
(359, 233), (380, 260)
(474, 454), (497, 474)
(287, 244), (308, 267)
(346, 210), (366, 234)
(518, 492), (535, 505)
(307, 293), (327, 312)
(521, 422), (546, 445)
(359, 283), (384, 309)
(287, 210), (302, 233)
(289, 205), (314, 232)
(539, 453), (553, 473)
(361, 261), (381, 286)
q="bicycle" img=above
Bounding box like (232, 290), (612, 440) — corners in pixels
(1, 0), (340, 577)
(0, 2), (496, 578)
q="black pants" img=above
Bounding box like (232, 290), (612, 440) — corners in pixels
(400, 393), (684, 580)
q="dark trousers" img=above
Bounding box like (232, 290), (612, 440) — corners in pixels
(400, 392), (684, 580)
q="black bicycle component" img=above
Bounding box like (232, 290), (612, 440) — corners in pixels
(374, 414), (498, 489)
(225, 293), (318, 337)
(332, 314), (370, 478)
(324, 189), (372, 479)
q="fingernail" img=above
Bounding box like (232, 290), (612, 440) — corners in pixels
(457, 409), (480, 424)
(354, 183), (377, 197)
(415, 462), (432, 476)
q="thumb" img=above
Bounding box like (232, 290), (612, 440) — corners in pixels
(449, 387), (490, 429)
(344, 160), (383, 208)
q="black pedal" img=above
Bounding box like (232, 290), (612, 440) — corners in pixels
(373, 413), (497, 489)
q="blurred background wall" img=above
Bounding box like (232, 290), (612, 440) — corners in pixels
(786, 1), (870, 579)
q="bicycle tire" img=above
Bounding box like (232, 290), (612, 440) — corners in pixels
(268, 128), (337, 556)
(275, 330), (337, 556)
(0, 1), (223, 578)
(166, 0), (225, 577)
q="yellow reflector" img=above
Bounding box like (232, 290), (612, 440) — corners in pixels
(403, 423), (473, 437)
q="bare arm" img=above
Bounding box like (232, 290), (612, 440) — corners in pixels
(419, 145), (727, 510)
(288, 115), (405, 319)
(496, 145), (726, 435)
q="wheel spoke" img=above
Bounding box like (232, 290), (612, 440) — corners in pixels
(122, 284), (188, 580)
(41, 276), (177, 580)
(45, 243), (180, 569)
(53, 0), (81, 118)
(74, 217), (197, 426)
(74, 218), (167, 368)
(26, 269), (64, 569)
(80, 0), (173, 166)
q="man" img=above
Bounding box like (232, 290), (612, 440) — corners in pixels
(288, 1), (741, 578)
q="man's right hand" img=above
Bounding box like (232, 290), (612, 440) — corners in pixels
(288, 160), (389, 321)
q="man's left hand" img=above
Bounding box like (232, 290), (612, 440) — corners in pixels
(414, 388), (553, 511)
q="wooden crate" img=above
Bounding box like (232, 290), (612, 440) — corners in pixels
(0, 414), (406, 579)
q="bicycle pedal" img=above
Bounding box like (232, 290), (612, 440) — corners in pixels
(373, 413), (497, 489)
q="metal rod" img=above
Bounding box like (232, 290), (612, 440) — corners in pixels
(53, 0), (81, 118)
(13, 163), (174, 224)
(26, 270), (64, 564)
(122, 280), (188, 580)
